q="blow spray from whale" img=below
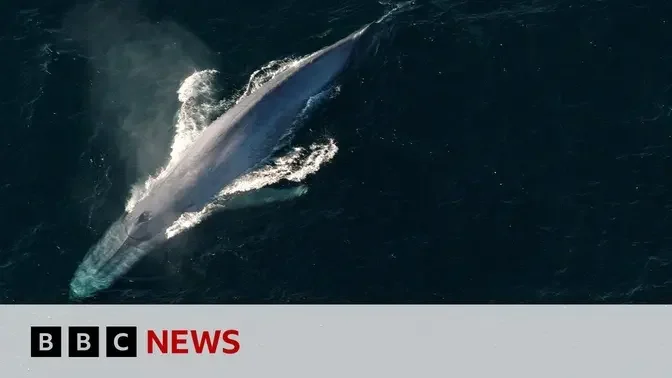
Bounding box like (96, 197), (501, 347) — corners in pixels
(69, 22), (379, 299)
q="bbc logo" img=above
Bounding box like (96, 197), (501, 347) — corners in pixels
(30, 326), (138, 357)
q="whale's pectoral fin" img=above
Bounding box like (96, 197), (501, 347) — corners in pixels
(218, 185), (309, 211)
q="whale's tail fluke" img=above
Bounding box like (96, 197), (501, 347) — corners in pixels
(346, 1), (419, 68)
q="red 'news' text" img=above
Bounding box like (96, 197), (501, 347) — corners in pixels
(147, 329), (240, 354)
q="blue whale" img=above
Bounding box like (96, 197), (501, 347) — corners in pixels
(69, 22), (378, 299)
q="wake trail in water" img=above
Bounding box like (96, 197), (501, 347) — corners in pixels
(123, 56), (340, 239)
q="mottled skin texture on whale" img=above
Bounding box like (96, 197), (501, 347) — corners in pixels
(69, 23), (374, 299)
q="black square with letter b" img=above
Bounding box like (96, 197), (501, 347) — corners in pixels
(31, 326), (62, 357)
(68, 326), (99, 357)
(106, 326), (137, 357)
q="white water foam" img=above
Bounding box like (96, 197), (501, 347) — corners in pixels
(122, 56), (339, 239)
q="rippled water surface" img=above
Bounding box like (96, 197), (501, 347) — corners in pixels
(2, 0), (672, 303)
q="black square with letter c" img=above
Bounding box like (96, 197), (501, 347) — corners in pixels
(30, 326), (62, 357)
(106, 326), (137, 357)
(68, 326), (100, 357)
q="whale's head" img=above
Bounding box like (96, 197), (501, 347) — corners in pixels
(68, 226), (148, 301)
(125, 209), (167, 242)
(122, 193), (185, 242)
(68, 202), (176, 301)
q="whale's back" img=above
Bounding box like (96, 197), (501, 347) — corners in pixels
(125, 23), (372, 239)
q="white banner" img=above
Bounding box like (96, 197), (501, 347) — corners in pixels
(1, 305), (670, 377)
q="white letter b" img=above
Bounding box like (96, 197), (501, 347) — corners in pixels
(77, 333), (91, 351)
(39, 334), (53, 351)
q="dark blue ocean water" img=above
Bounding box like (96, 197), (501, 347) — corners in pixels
(2, 0), (672, 303)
